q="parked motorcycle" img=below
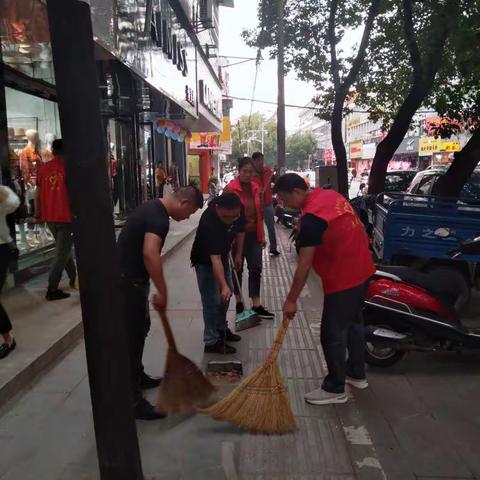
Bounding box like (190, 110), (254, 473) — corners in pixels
(364, 231), (480, 366)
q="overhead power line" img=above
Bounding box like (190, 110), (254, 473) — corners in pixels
(222, 58), (257, 68)
(218, 55), (257, 60)
(223, 95), (437, 115)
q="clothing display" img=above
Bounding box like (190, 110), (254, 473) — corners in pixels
(19, 143), (42, 185)
(110, 155), (119, 207)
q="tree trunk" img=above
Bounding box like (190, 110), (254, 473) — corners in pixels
(331, 96), (349, 196)
(432, 128), (480, 198)
(368, 83), (429, 194)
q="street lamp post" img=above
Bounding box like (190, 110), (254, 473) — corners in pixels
(277, 0), (286, 173)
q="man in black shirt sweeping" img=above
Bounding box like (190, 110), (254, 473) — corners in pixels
(191, 193), (245, 354)
(118, 186), (204, 420)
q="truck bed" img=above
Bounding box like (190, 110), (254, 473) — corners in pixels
(372, 193), (480, 263)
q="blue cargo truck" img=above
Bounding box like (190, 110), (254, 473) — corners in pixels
(371, 193), (480, 307)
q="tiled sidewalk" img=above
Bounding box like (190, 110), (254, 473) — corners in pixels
(0, 225), (384, 480)
(237, 229), (383, 480)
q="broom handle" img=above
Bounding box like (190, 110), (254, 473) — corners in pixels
(229, 253), (245, 305)
(266, 315), (291, 364)
(158, 311), (178, 352)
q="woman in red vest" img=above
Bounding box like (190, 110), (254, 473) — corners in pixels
(225, 158), (274, 320)
(274, 173), (375, 406)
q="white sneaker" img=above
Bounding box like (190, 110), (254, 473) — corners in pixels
(304, 387), (348, 405)
(346, 376), (369, 389)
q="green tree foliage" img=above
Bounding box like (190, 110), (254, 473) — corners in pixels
(356, 0), (479, 194)
(245, 0), (480, 198)
(286, 132), (317, 169)
(244, 0), (385, 196)
(231, 113), (277, 166)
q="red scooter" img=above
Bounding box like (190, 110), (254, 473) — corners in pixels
(364, 235), (480, 366)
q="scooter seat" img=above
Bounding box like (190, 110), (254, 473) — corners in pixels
(375, 265), (463, 305)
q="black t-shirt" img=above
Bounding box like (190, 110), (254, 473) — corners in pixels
(118, 199), (170, 280)
(191, 201), (245, 266)
(297, 214), (328, 248)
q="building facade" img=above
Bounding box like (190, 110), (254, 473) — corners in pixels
(0, 0), (231, 281)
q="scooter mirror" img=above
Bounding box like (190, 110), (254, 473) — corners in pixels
(434, 227), (451, 238)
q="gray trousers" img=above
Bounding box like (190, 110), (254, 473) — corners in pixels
(47, 222), (76, 290)
(263, 204), (277, 251)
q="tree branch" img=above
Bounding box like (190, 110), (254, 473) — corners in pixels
(344, 0), (383, 88)
(402, 0), (423, 83)
(424, 0), (455, 81)
(327, 0), (341, 90)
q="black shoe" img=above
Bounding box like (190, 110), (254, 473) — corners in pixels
(270, 249), (281, 256)
(139, 372), (162, 389)
(204, 340), (237, 355)
(46, 289), (71, 301)
(0, 339), (16, 359)
(252, 305), (275, 320)
(134, 398), (166, 420)
(219, 328), (241, 342)
(236, 302), (244, 314)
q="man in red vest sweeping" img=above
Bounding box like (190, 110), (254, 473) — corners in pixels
(274, 173), (375, 405)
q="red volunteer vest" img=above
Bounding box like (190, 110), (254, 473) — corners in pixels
(302, 188), (375, 294)
(226, 178), (264, 242)
(252, 165), (274, 205)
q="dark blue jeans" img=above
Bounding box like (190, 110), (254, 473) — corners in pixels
(195, 261), (233, 346)
(321, 281), (368, 394)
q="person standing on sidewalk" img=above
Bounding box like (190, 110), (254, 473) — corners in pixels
(191, 193), (245, 354)
(0, 186), (20, 359)
(225, 157), (274, 320)
(274, 174), (375, 406)
(117, 186), (203, 420)
(36, 140), (77, 301)
(251, 152), (280, 256)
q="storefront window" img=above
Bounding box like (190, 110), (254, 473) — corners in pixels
(5, 87), (61, 254)
(107, 118), (137, 219)
(0, 0), (55, 84)
(138, 124), (154, 202)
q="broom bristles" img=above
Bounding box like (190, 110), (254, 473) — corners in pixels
(157, 349), (217, 415)
(199, 360), (298, 435)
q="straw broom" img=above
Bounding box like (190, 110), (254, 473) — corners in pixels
(156, 310), (216, 415)
(199, 315), (297, 435)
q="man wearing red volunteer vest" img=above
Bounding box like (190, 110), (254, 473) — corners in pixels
(36, 139), (77, 301)
(274, 173), (375, 405)
(251, 152), (280, 256)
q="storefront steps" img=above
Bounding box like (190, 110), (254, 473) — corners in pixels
(0, 206), (205, 412)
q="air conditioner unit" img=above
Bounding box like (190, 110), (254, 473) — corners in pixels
(199, 0), (214, 28)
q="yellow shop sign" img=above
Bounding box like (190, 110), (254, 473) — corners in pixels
(419, 137), (442, 156)
(441, 141), (461, 152)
